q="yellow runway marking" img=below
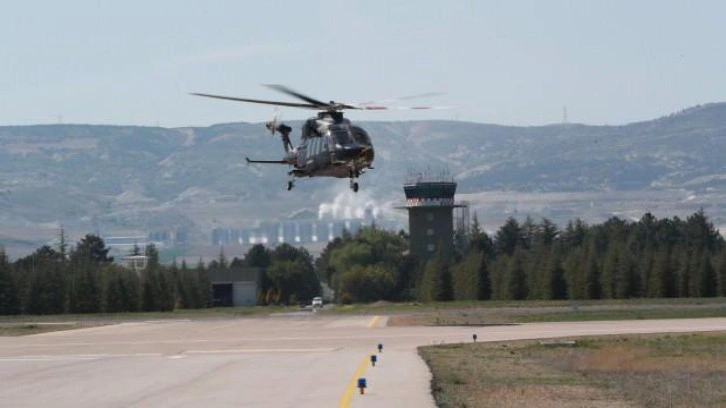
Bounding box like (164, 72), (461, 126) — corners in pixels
(338, 356), (370, 408)
(367, 315), (381, 328)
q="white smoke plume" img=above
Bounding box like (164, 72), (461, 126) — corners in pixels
(318, 189), (382, 221)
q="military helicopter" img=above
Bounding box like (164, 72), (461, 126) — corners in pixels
(191, 85), (441, 192)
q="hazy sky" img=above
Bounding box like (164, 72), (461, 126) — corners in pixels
(2, 0), (725, 127)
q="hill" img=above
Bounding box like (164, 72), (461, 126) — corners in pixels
(1, 102), (726, 256)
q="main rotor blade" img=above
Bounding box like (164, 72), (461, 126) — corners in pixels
(264, 84), (330, 108)
(359, 105), (452, 110)
(357, 92), (445, 106)
(190, 93), (319, 109)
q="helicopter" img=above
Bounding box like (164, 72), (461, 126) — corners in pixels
(191, 85), (440, 192)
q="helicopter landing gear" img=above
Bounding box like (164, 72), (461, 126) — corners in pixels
(349, 169), (360, 193)
(287, 180), (294, 191)
(350, 170), (358, 193)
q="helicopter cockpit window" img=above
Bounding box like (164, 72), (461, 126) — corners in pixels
(351, 127), (371, 146)
(330, 125), (353, 146)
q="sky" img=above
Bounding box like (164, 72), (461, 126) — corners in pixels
(1, 0), (725, 128)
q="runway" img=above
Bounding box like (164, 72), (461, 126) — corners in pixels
(1, 316), (724, 407)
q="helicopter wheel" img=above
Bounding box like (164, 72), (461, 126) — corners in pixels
(287, 181), (294, 191)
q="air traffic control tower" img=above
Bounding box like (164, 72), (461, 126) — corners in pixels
(403, 170), (464, 263)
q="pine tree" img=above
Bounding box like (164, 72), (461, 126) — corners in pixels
(157, 269), (176, 311)
(672, 246), (690, 297)
(548, 251), (567, 300)
(195, 258), (210, 308)
(0, 248), (20, 315)
(562, 247), (585, 300)
(615, 250), (640, 299)
(495, 217), (523, 256)
(601, 243), (620, 299)
(719, 250), (726, 297)
(506, 249), (528, 300)
(584, 249), (601, 300)
(419, 249), (453, 301)
(451, 251), (482, 300)
(25, 247), (67, 314)
(648, 248), (674, 298)
(476, 253), (492, 300)
(698, 252), (718, 297)
(69, 265), (102, 313)
(470, 213), (495, 258)
(142, 269), (160, 312)
(105, 268), (125, 313)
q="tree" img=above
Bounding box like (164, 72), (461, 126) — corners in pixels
(244, 244), (271, 293)
(195, 258), (210, 308)
(68, 265), (102, 313)
(547, 251), (567, 300)
(536, 218), (559, 247)
(615, 250), (640, 299)
(105, 267), (126, 313)
(418, 249), (453, 302)
(648, 248), (674, 298)
(470, 213), (495, 257)
(339, 264), (396, 303)
(600, 243), (620, 299)
(684, 209), (722, 253)
(584, 247), (601, 300)
(0, 248), (20, 315)
(697, 252), (718, 297)
(70, 235), (114, 264)
(506, 249), (528, 300)
(719, 250), (726, 297)
(267, 259), (320, 304)
(25, 246), (67, 314)
(495, 217), (524, 256)
(142, 269), (161, 312)
(451, 251), (482, 300)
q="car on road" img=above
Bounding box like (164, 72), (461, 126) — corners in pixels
(312, 296), (323, 308)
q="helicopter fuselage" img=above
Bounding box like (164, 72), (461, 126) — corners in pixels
(290, 116), (374, 179)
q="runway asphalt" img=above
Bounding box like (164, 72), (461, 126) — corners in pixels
(0, 315), (724, 408)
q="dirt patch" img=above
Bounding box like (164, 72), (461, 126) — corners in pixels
(420, 332), (726, 408)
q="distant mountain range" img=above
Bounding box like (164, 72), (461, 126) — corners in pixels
(2, 102), (726, 257)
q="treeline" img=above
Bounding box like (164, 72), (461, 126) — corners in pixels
(2, 210), (725, 314)
(317, 210), (726, 302)
(0, 234), (211, 315)
(0, 234), (321, 315)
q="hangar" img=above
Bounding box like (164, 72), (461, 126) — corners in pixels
(209, 267), (260, 307)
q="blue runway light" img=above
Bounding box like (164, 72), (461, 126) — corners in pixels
(358, 377), (367, 394)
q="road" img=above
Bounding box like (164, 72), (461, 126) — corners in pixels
(0, 316), (724, 408)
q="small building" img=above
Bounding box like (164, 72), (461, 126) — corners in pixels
(208, 267), (260, 307)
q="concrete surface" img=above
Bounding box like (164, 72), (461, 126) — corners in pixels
(0, 316), (724, 408)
